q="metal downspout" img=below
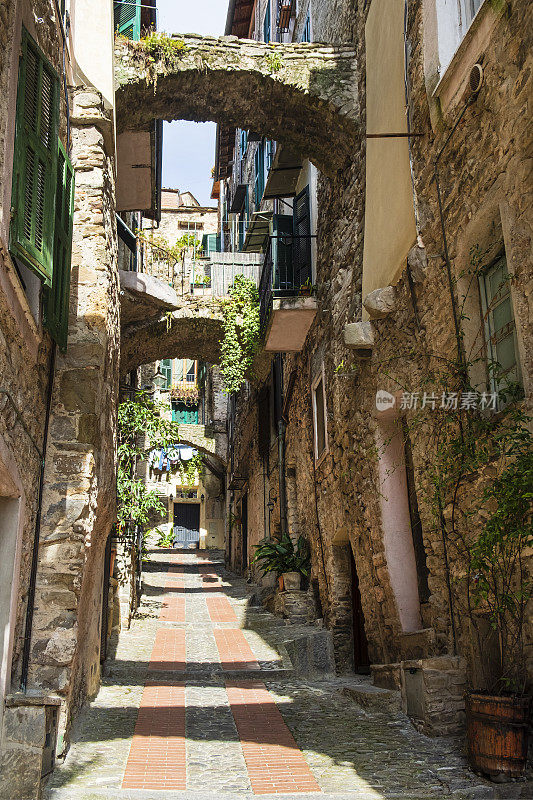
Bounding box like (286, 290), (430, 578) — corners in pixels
(20, 342), (56, 692)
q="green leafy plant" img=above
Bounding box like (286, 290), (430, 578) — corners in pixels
(157, 528), (174, 548)
(264, 51), (283, 74)
(219, 274), (260, 394)
(252, 533), (311, 578)
(140, 32), (188, 62)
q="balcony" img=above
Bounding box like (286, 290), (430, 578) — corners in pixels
(259, 215), (317, 352)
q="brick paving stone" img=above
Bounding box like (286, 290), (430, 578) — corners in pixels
(149, 628), (186, 670)
(160, 594), (186, 623)
(214, 628), (261, 670)
(122, 682), (186, 791)
(226, 680), (321, 794)
(206, 595), (239, 625)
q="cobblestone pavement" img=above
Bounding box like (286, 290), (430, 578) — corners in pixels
(43, 549), (517, 800)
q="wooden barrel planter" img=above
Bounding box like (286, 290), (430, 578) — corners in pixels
(466, 693), (530, 780)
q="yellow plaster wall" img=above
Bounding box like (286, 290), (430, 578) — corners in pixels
(362, 0), (417, 313)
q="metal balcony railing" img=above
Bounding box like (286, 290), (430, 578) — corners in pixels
(259, 233), (314, 335)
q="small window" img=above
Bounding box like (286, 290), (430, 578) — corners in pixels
(312, 369), (328, 461)
(479, 253), (522, 394)
(240, 129), (248, 156)
(254, 141), (265, 209)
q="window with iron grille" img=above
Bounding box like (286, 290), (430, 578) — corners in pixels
(479, 253), (522, 394)
(10, 29), (74, 351)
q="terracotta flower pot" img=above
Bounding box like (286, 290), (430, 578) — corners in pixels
(281, 571), (301, 591)
(466, 692), (530, 780)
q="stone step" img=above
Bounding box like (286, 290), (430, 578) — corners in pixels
(338, 680), (402, 712)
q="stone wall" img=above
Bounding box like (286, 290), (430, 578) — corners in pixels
(24, 87), (120, 751)
(228, 0), (533, 728)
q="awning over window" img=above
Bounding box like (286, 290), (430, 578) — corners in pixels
(263, 145), (303, 200)
(242, 211), (273, 252)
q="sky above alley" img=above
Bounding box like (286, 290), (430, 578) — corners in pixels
(157, 0), (228, 206)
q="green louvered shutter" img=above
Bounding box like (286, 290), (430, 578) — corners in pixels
(45, 140), (75, 351)
(10, 30), (59, 284)
(114, 0), (141, 40)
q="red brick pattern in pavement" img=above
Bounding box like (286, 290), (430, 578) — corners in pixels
(206, 595), (239, 625)
(148, 628), (186, 671)
(226, 680), (321, 794)
(214, 628), (260, 670)
(122, 682), (186, 790)
(159, 594), (186, 623)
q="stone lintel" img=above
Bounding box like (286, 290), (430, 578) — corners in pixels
(5, 692), (62, 708)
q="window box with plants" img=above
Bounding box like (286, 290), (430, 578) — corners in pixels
(252, 533), (311, 591)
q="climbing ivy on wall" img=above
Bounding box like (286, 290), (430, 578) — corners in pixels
(219, 275), (260, 394)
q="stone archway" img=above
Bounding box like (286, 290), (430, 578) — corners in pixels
(115, 35), (360, 176)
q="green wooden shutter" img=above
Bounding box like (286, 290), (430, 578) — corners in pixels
(45, 139), (75, 351)
(10, 30), (59, 284)
(292, 186), (312, 289)
(114, 0), (141, 40)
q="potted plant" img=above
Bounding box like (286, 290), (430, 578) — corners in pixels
(463, 444), (532, 781)
(252, 533), (311, 591)
(298, 278), (315, 297)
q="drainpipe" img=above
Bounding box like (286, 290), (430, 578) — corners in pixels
(20, 342), (56, 692)
(273, 356), (287, 536)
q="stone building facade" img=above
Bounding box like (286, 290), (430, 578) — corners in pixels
(218, 0), (532, 737)
(0, 0), (530, 794)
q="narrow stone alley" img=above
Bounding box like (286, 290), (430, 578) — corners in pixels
(44, 549), (498, 800)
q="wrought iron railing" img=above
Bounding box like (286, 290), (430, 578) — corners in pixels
(258, 234), (314, 334)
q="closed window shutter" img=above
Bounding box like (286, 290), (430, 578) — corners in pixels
(114, 0), (141, 40)
(292, 186), (312, 288)
(45, 139), (75, 351)
(10, 31), (58, 284)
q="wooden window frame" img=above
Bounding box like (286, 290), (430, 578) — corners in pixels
(311, 365), (328, 465)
